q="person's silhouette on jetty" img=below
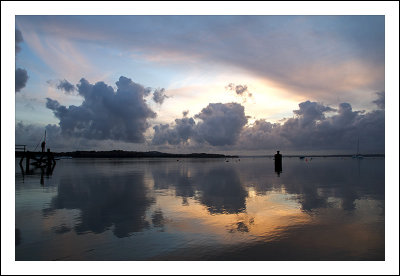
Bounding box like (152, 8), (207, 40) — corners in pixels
(41, 141), (46, 152)
(274, 150), (282, 176)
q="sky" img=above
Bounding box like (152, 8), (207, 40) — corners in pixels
(10, 9), (391, 155)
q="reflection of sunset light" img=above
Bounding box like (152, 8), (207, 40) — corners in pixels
(154, 190), (311, 244)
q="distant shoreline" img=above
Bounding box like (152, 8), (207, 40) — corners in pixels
(15, 150), (238, 159)
(15, 150), (384, 159)
(240, 154), (385, 158)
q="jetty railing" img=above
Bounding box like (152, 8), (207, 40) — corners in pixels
(15, 145), (26, 152)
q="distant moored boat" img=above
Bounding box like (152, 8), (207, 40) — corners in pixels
(352, 137), (364, 159)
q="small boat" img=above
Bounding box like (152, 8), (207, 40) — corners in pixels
(352, 138), (364, 159)
(299, 156), (305, 160)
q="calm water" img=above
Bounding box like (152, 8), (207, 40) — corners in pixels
(15, 157), (385, 260)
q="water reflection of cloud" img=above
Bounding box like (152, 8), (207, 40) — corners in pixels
(149, 158), (385, 245)
(152, 164), (195, 204)
(45, 171), (154, 238)
(227, 218), (255, 234)
(151, 209), (166, 231)
(235, 158), (384, 212)
(151, 161), (247, 214)
(52, 224), (72, 234)
(18, 158), (384, 260)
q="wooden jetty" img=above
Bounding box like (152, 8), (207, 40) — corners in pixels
(17, 147), (56, 172)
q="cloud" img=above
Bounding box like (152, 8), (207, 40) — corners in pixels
(153, 117), (196, 145)
(15, 29), (23, 55)
(15, 68), (29, 92)
(15, 29), (29, 93)
(226, 83), (252, 98)
(292, 100), (336, 127)
(152, 102), (248, 147)
(15, 122), (74, 151)
(152, 88), (169, 104)
(56, 79), (76, 93)
(152, 93), (384, 153)
(20, 89), (384, 153)
(194, 103), (248, 146)
(46, 76), (156, 143)
(372, 91), (385, 109)
(15, 121), (153, 152)
(239, 95), (384, 153)
(238, 119), (288, 151)
(15, 121), (44, 147)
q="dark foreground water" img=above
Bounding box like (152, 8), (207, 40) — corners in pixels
(15, 157), (384, 261)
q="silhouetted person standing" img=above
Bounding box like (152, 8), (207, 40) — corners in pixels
(274, 150), (282, 176)
(41, 141), (45, 152)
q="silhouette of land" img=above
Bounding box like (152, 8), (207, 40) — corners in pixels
(15, 150), (385, 159)
(242, 154), (385, 158)
(16, 150), (238, 159)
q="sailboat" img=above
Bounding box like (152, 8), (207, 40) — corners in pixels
(352, 137), (364, 159)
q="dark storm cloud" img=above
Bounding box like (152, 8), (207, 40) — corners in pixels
(15, 29), (23, 55)
(15, 68), (29, 92)
(56, 79), (76, 93)
(46, 76), (156, 142)
(373, 91), (385, 109)
(152, 88), (169, 104)
(152, 102), (248, 147)
(226, 83), (252, 98)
